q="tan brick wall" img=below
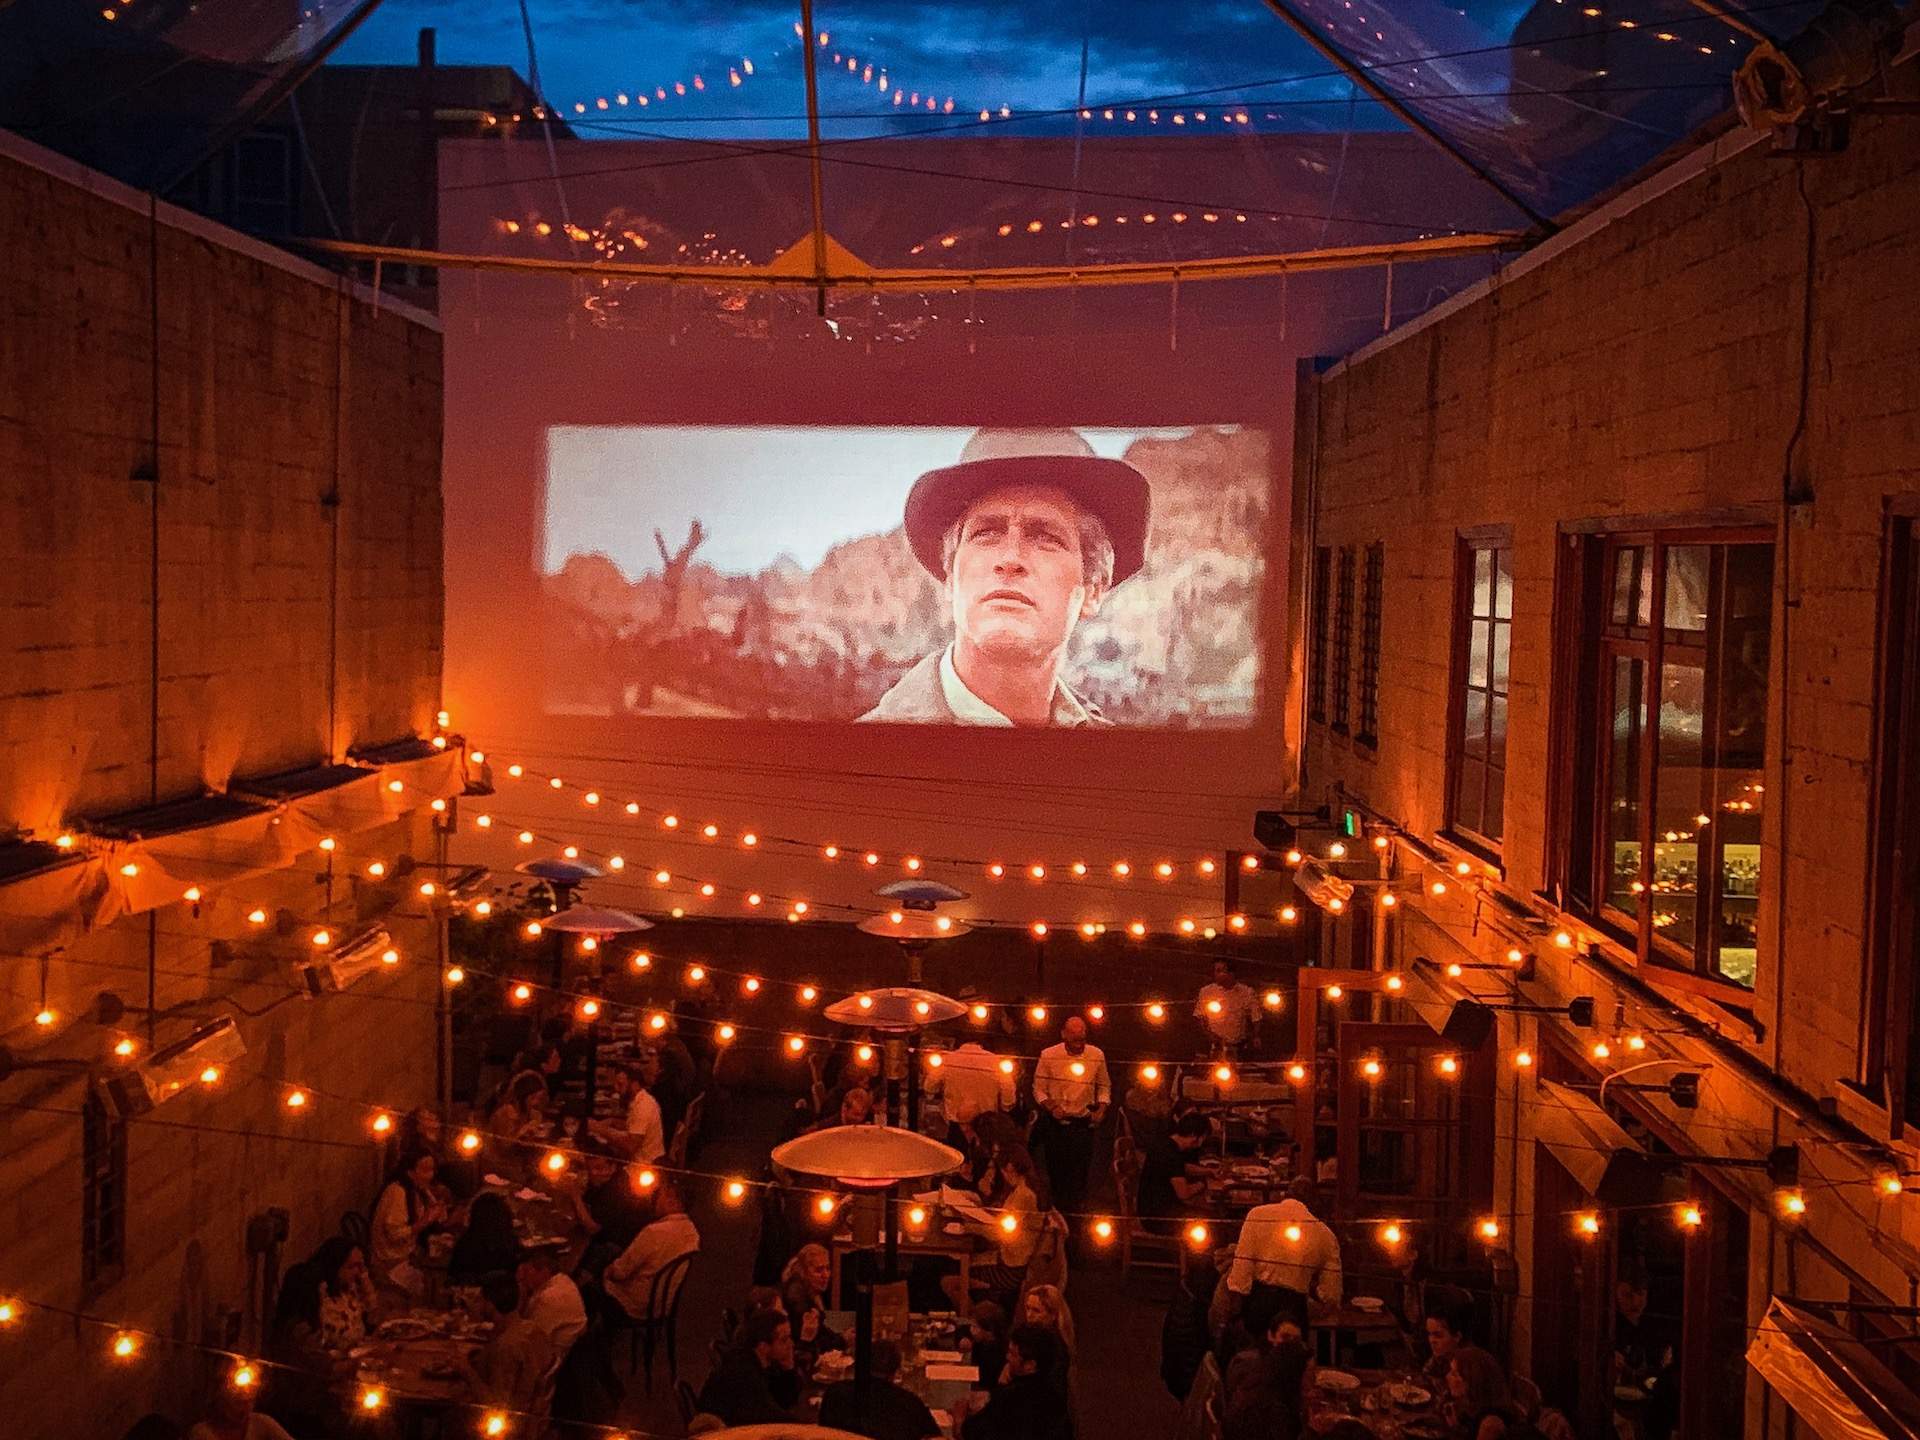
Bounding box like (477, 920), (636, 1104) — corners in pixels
(1297, 110), (1920, 1411)
(0, 140), (446, 1439)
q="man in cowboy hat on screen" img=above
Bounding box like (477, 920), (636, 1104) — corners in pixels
(859, 429), (1151, 727)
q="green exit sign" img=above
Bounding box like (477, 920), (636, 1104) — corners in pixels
(1340, 807), (1363, 838)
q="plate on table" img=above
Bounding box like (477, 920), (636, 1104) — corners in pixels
(377, 1318), (435, 1341)
(1385, 1383), (1432, 1407)
(1315, 1369), (1361, 1393)
(1351, 1295), (1386, 1313)
(483, 1173), (511, 1188)
(943, 1222), (967, 1236)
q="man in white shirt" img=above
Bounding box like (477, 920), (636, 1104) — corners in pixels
(1194, 957), (1263, 1054)
(603, 1183), (701, 1320)
(593, 1058), (666, 1163)
(517, 1248), (587, 1354)
(936, 1039), (1017, 1128)
(1032, 1017), (1110, 1227)
(1224, 1197), (1343, 1328)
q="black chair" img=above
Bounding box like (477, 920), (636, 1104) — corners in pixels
(339, 1211), (370, 1248)
(612, 1250), (697, 1392)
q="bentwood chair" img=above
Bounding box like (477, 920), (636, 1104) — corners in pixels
(618, 1250), (697, 1391)
(1111, 1136), (1181, 1284)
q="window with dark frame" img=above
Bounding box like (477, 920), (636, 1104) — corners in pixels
(1309, 546), (1332, 725)
(82, 1092), (127, 1292)
(1448, 537), (1512, 851)
(1557, 530), (1774, 989)
(1864, 514), (1920, 1128)
(1357, 543), (1384, 750)
(1332, 546), (1355, 734)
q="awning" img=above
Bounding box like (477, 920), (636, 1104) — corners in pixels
(0, 746), (462, 955)
(1748, 1298), (1920, 1440)
(1534, 1079), (1663, 1206)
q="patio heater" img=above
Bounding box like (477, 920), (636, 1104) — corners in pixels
(771, 1125), (964, 1389)
(823, 986), (968, 1131)
(539, 904), (653, 1108)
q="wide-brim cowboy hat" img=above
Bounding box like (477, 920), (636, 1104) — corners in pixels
(902, 428), (1151, 588)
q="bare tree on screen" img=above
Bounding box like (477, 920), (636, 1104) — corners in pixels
(654, 519), (707, 634)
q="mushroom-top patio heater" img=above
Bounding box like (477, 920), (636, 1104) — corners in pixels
(540, 904), (653, 1100)
(823, 986), (968, 1130)
(771, 1125), (964, 1389)
(513, 857), (609, 984)
(858, 880), (971, 982)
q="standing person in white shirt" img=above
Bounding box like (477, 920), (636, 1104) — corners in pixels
(1194, 957), (1263, 1056)
(1031, 1017), (1109, 1231)
(516, 1247), (587, 1355)
(936, 1038), (1018, 1133)
(1222, 1195), (1343, 1335)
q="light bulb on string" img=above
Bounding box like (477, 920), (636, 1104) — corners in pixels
(1577, 1212), (1602, 1237)
(1186, 1222), (1210, 1249)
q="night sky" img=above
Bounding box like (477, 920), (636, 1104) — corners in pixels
(332, 0), (1543, 140)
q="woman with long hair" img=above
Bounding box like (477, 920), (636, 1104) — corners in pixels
(779, 1242), (846, 1362)
(961, 1144), (1043, 1310)
(448, 1191), (520, 1285)
(1447, 1345), (1524, 1440)
(310, 1237), (376, 1349)
(369, 1147), (445, 1301)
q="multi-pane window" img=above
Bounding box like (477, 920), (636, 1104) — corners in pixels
(1450, 538), (1511, 849)
(1309, 547), (1332, 725)
(1582, 532), (1774, 987)
(1357, 544), (1384, 750)
(1332, 546), (1355, 734)
(83, 1093), (127, 1291)
(1867, 515), (1920, 1125)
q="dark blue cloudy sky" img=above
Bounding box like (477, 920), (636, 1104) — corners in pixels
(333, 0), (1534, 139)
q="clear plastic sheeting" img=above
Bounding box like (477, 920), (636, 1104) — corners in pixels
(1261, 0), (1825, 219)
(1747, 1298), (1920, 1440)
(0, 0), (377, 190)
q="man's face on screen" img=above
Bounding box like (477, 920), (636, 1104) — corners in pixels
(947, 485), (1100, 663)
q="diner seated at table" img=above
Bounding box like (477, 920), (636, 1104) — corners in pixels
(951, 1324), (1073, 1440)
(591, 1057), (666, 1162)
(458, 1271), (555, 1414)
(603, 1180), (701, 1319)
(694, 1308), (800, 1427)
(448, 1191), (523, 1286)
(261, 1262), (347, 1438)
(516, 1247), (587, 1354)
(780, 1242), (847, 1361)
(187, 1384), (295, 1440)
(1139, 1112), (1212, 1229)
(311, 1236), (378, 1350)
(369, 1146), (448, 1302)
(1446, 1345), (1529, 1440)
(1422, 1290), (1475, 1384)
(1221, 1193), (1343, 1330)
(1221, 1315), (1310, 1440)
(945, 1144), (1044, 1311)
(510, 1042), (565, 1103)
(817, 1338), (944, 1440)
(963, 1301), (1009, 1393)
(569, 1143), (654, 1275)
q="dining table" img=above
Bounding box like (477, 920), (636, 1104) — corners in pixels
(334, 1307), (490, 1435)
(807, 1310), (983, 1436)
(1304, 1364), (1449, 1437)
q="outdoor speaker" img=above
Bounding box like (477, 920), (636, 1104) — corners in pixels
(1253, 811), (1297, 851)
(1443, 999), (1495, 1050)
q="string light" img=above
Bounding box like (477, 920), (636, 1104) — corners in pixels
(113, 1037), (136, 1058)
(1186, 1222), (1210, 1249)
(1438, 1055), (1459, 1076)
(1284, 1223), (1303, 1243)
(542, 1151), (568, 1176)
(1513, 1049), (1534, 1069)
(726, 1180), (747, 1202)
(1477, 1217), (1501, 1241)
(1139, 1064), (1160, 1083)
(1678, 1203), (1703, 1229)
(284, 1089), (309, 1110)
(34, 1008), (55, 1027)
(1028, 1005), (1048, 1024)
(112, 1332), (140, 1359)
(458, 1130), (482, 1153)
(1286, 1063), (1307, 1083)
(1379, 1222), (1403, 1246)
(371, 1113), (394, 1135)
(1577, 1212), (1601, 1237)
(1092, 1218), (1115, 1242)
(359, 1387), (385, 1413)
(483, 1414), (508, 1437)
(231, 1363), (258, 1390)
